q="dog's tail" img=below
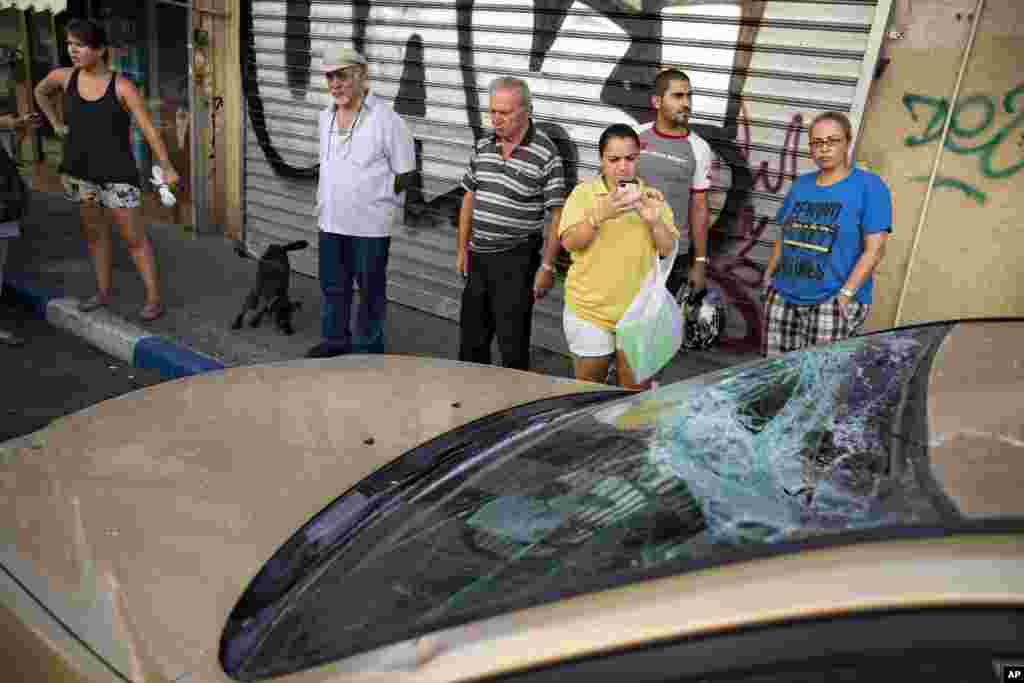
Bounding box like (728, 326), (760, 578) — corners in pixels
(283, 240), (310, 252)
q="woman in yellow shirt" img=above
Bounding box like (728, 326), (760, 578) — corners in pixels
(558, 124), (678, 389)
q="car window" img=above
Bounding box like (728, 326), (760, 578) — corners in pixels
(222, 324), (958, 681)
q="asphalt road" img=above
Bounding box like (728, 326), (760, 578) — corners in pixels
(0, 299), (168, 442)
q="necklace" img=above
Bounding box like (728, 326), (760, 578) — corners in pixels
(327, 101), (364, 161)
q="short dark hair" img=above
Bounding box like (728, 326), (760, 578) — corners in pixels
(65, 18), (108, 50)
(65, 18), (111, 64)
(809, 111), (852, 141)
(654, 68), (690, 98)
(598, 123), (639, 157)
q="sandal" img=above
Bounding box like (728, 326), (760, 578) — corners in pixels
(77, 293), (112, 312)
(140, 302), (164, 322)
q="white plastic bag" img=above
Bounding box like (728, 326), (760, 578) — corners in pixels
(151, 166), (177, 207)
(614, 244), (684, 383)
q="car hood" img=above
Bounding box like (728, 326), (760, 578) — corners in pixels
(0, 355), (603, 682)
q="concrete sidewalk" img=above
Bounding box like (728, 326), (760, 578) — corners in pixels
(2, 190), (758, 380)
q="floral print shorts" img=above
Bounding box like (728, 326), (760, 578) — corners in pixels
(62, 175), (141, 209)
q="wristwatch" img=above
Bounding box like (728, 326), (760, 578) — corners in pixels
(839, 287), (855, 298)
(540, 262), (554, 273)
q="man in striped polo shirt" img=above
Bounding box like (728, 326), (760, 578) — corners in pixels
(456, 77), (566, 371)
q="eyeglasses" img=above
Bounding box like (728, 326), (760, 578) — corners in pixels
(809, 136), (846, 149)
(325, 68), (361, 83)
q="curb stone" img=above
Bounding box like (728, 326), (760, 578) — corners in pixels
(3, 274), (226, 379)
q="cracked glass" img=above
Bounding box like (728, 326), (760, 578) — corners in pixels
(222, 324), (956, 681)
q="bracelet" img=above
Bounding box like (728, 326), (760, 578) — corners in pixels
(694, 256), (708, 263)
(540, 262), (553, 273)
(839, 287), (855, 298)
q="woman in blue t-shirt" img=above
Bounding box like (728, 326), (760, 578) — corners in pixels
(760, 111), (892, 357)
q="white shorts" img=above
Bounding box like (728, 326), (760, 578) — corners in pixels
(563, 306), (615, 357)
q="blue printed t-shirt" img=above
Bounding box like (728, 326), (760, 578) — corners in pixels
(770, 167), (892, 305)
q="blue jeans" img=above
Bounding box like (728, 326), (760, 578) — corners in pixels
(318, 232), (390, 354)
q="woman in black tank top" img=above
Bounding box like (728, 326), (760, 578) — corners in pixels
(33, 19), (179, 322)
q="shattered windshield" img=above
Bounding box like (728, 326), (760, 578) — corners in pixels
(223, 324), (956, 682)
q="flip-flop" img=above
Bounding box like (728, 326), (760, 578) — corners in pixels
(140, 302), (164, 322)
(77, 294), (111, 312)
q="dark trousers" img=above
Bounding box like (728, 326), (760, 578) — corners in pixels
(458, 240), (540, 370)
(318, 232), (390, 354)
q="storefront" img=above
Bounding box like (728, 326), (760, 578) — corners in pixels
(0, 0), (207, 231)
(0, 3), (62, 165)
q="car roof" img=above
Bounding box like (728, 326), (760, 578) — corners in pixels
(0, 355), (607, 682)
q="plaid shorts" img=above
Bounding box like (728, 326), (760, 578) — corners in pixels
(62, 175), (141, 209)
(762, 288), (870, 357)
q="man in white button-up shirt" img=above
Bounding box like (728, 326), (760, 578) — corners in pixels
(307, 46), (416, 358)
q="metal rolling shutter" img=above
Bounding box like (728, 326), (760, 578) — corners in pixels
(242, 0), (891, 354)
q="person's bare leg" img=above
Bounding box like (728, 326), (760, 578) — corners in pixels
(573, 354), (614, 384)
(615, 350), (653, 391)
(80, 202), (113, 306)
(108, 206), (160, 309)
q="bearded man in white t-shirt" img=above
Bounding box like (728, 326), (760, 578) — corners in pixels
(636, 68), (714, 298)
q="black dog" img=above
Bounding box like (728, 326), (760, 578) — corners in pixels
(232, 240), (309, 335)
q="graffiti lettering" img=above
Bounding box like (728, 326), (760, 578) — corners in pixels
(703, 205), (770, 352)
(699, 102), (803, 351)
(736, 107), (803, 194)
(902, 83), (1024, 203)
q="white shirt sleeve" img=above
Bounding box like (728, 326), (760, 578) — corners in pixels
(690, 132), (714, 192)
(388, 112), (417, 176)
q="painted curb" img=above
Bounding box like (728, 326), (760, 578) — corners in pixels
(47, 298), (146, 363)
(134, 337), (225, 379)
(2, 273), (60, 318)
(3, 276), (226, 379)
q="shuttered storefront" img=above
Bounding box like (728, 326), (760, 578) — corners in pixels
(242, 0), (891, 354)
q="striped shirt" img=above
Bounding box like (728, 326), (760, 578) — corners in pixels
(461, 122), (566, 253)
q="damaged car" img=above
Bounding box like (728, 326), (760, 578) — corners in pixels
(1, 320), (1022, 682)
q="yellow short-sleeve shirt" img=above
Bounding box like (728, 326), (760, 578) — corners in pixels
(558, 176), (677, 331)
